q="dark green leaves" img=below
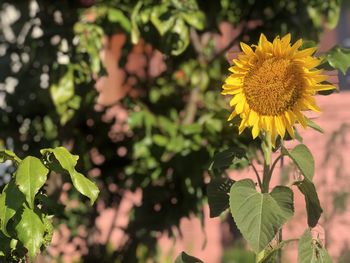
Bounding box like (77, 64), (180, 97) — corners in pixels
(207, 177), (235, 217)
(324, 46), (350, 75)
(294, 180), (323, 227)
(229, 179), (294, 253)
(15, 157), (48, 209)
(15, 206), (45, 259)
(298, 229), (332, 263)
(175, 252), (203, 263)
(284, 144), (322, 227)
(283, 144), (314, 181)
(41, 147), (99, 205)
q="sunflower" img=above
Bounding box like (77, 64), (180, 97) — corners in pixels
(222, 33), (335, 143)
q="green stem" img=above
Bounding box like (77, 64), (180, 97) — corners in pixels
(262, 154), (282, 193)
(249, 160), (262, 189)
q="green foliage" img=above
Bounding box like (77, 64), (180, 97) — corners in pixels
(282, 144), (315, 182)
(294, 180), (323, 228)
(175, 252), (203, 263)
(324, 46), (350, 75)
(0, 147), (98, 261)
(229, 179), (294, 253)
(298, 229), (332, 263)
(207, 177), (235, 218)
(41, 147), (99, 205)
(15, 157), (48, 209)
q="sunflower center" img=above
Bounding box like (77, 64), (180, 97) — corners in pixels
(243, 57), (305, 116)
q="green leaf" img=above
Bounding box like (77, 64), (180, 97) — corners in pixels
(305, 117), (324, 134)
(15, 206), (45, 259)
(283, 144), (314, 181)
(41, 147), (99, 205)
(229, 179), (294, 253)
(0, 150), (21, 164)
(325, 46), (350, 75)
(209, 147), (245, 171)
(295, 180), (323, 227)
(0, 181), (25, 236)
(181, 11), (205, 30)
(175, 252), (203, 263)
(207, 177), (235, 218)
(298, 229), (332, 263)
(107, 8), (131, 32)
(70, 171), (100, 205)
(15, 156), (48, 209)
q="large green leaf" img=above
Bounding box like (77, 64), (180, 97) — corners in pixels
(283, 144), (314, 181)
(41, 147), (99, 205)
(298, 229), (332, 263)
(325, 46), (350, 75)
(0, 181), (25, 236)
(294, 180), (323, 227)
(15, 206), (45, 259)
(15, 156), (49, 209)
(229, 179), (294, 253)
(207, 177), (235, 218)
(175, 252), (203, 263)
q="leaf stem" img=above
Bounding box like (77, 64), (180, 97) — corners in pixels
(249, 160), (262, 189)
(262, 154), (283, 193)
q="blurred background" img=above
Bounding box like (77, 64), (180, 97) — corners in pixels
(0, 0), (349, 262)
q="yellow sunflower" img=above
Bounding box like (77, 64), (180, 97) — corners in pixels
(222, 33), (335, 143)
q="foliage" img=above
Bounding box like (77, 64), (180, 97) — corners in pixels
(0, 147), (98, 261)
(0, 0), (348, 262)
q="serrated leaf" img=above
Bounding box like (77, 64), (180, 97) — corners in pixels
(15, 206), (45, 259)
(283, 144), (314, 181)
(175, 252), (203, 263)
(207, 177), (235, 218)
(15, 156), (48, 209)
(295, 180), (323, 227)
(41, 147), (99, 205)
(325, 46), (350, 75)
(0, 181), (25, 236)
(298, 229), (332, 263)
(229, 179), (294, 253)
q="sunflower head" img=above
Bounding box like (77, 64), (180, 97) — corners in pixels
(222, 33), (335, 143)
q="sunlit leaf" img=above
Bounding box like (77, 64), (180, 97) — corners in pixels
(41, 147), (99, 205)
(15, 206), (45, 259)
(325, 46), (350, 75)
(0, 181), (25, 236)
(15, 156), (48, 209)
